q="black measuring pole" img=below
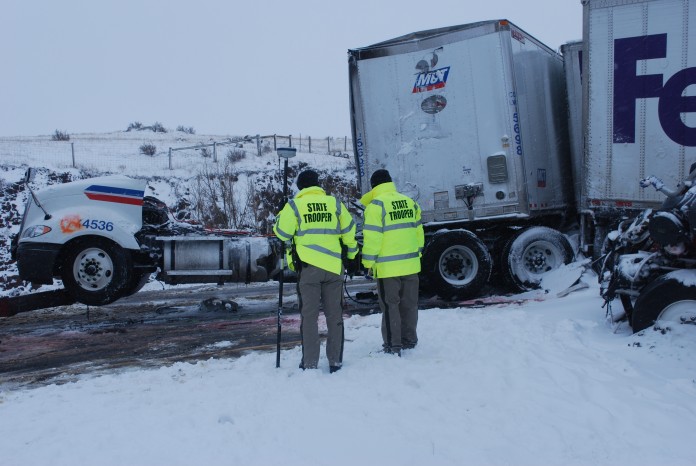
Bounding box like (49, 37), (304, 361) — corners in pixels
(276, 157), (290, 368)
(276, 256), (283, 368)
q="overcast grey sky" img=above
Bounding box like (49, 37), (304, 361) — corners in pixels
(1, 0), (582, 138)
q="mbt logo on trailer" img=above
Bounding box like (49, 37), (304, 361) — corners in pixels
(412, 67), (450, 93)
(613, 33), (696, 147)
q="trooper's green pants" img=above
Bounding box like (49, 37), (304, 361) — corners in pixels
(297, 264), (344, 369)
(378, 273), (419, 351)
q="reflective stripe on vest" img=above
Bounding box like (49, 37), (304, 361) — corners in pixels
(305, 243), (342, 259)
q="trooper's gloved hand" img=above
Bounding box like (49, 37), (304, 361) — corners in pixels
(345, 256), (361, 278)
(364, 268), (374, 280)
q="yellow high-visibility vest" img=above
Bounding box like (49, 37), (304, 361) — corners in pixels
(274, 186), (357, 275)
(360, 182), (424, 278)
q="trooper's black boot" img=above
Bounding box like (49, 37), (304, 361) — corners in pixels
(329, 365), (341, 373)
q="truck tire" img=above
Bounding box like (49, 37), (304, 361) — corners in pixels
(61, 237), (131, 306)
(422, 230), (491, 300)
(631, 274), (696, 333)
(500, 226), (574, 292)
(121, 271), (152, 298)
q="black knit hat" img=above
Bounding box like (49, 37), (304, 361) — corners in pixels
(370, 169), (392, 188)
(296, 170), (319, 190)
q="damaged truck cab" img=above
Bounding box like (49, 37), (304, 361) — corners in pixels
(13, 171), (280, 306)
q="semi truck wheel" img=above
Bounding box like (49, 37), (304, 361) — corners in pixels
(501, 226), (574, 292)
(631, 273), (696, 333)
(422, 230), (491, 299)
(121, 271), (152, 297)
(61, 237), (130, 306)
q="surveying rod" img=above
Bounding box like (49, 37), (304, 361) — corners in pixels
(276, 147), (296, 368)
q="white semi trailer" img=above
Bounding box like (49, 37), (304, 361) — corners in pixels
(349, 20), (575, 299)
(567, 0), (696, 257)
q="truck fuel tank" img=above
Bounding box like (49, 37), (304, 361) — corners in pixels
(156, 234), (279, 284)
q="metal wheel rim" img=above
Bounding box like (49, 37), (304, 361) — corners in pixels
(520, 240), (563, 276)
(73, 247), (115, 291)
(438, 245), (478, 286)
(657, 300), (696, 325)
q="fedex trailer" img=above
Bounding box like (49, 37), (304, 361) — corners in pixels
(349, 20), (575, 299)
(575, 0), (696, 256)
(563, 0), (696, 331)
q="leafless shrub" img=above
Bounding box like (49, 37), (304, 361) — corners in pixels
(227, 148), (246, 163)
(322, 173), (360, 213)
(126, 121), (143, 131)
(140, 143), (157, 156)
(176, 125), (195, 134)
(51, 130), (70, 141)
(191, 160), (254, 229)
(246, 173), (286, 233)
(151, 122), (167, 133)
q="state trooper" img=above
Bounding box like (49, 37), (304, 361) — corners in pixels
(273, 169), (358, 373)
(360, 169), (424, 356)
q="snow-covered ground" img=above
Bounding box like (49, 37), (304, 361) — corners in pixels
(1, 271), (695, 465)
(2, 131), (695, 465)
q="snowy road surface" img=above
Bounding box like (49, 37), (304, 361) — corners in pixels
(1, 271), (695, 465)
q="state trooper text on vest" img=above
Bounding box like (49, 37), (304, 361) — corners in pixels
(389, 200), (414, 221)
(304, 202), (333, 223)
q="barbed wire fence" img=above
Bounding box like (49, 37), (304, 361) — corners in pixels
(0, 133), (354, 177)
